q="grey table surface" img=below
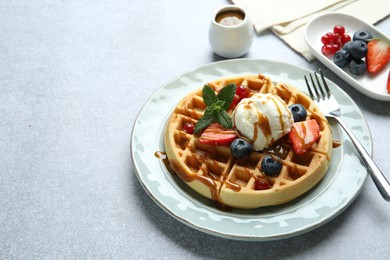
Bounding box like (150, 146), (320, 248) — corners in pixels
(1, 0), (389, 259)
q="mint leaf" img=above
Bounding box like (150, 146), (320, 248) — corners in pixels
(218, 83), (236, 110)
(216, 110), (232, 129)
(202, 85), (217, 107)
(194, 83), (235, 134)
(211, 100), (226, 111)
(203, 106), (215, 118)
(194, 115), (214, 134)
(194, 106), (215, 134)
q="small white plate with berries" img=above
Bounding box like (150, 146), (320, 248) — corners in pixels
(305, 12), (390, 101)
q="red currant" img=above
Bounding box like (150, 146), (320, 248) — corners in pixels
(321, 45), (331, 55)
(183, 123), (194, 134)
(333, 25), (345, 36)
(320, 25), (349, 55)
(321, 44), (340, 56)
(325, 32), (338, 44)
(321, 34), (331, 45)
(229, 94), (240, 110)
(340, 34), (351, 45)
(255, 179), (270, 190)
(330, 44), (340, 54)
(236, 85), (251, 99)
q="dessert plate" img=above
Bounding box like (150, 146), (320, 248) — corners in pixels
(131, 59), (371, 241)
(305, 12), (390, 101)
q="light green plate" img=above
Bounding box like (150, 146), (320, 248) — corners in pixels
(131, 59), (371, 241)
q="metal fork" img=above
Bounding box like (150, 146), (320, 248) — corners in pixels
(305, 70), (390, 201)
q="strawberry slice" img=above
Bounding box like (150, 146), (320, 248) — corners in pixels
(198, 123), (237, 146)
(387, 71), (390, 94)
(289, 119), (320, 155)
(366, 39), (390, 74)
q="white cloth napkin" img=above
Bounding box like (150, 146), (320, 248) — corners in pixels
(232, 0), (390, 61)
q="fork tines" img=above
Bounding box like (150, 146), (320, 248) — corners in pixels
(304, 69), (331, 101)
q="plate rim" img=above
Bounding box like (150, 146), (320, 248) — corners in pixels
(130, 58), (372, 240)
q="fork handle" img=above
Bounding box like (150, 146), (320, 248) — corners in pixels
(335, 117), (390, 201)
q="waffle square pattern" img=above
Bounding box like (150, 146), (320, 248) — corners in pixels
(164, 74), (332, 209)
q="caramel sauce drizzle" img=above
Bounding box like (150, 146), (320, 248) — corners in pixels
(159, 77), (333, 209)
(264, 141), (290, 160)
(269, 95), (287, 134)
(154, 151), (175, 175)
(224, 179), (241, 192)
(256, 111), (271, 144)
(333, 140), (342, 148)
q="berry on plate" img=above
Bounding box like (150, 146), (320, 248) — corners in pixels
(352, 30), (373, 43)
(183, 122), (195, 134)
(236, 84), (251, 99)
(321, 32), (338, 45)
(261, 155), (283, 177)
(334, 49), (352, 68)
(348, 40), (368, 59)
(387, 71), (390, 94)
(320, 25), (353, 56)
(254, 178), (271, 190)
(340, 34), (351, 45)
(229, 84), (251, 110)
(229, 94), (241, 110)
(349, 59), (366, 75)
(333, 25), (345, 36)
(198, 123), (237, 146)
(322, 44), (340, 55)
(288, 119), (320, 155)
(366, 39), (390, 74)
(289, 104), (307, 122)
(343, 41), (354, 52)
(231, 138), (253, 159)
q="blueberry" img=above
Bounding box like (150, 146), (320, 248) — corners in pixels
(348, 40), (368, 59)
(231, 138), (253, 159)
(333, 49), (352, 68)
(261, 155), (283, 177)
(342, 41), (354, 52)
(348, 59), (366, 75)
(289, 104), (307, 122)
(353, 30), (373, 43)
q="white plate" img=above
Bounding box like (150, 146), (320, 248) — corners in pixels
(305, 12), (390, 101)
(131, 59), (371, 241)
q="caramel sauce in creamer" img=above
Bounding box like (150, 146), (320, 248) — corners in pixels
(215, 10), (245, 26)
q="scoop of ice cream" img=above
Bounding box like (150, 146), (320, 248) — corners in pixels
(232, 93), (293, 151)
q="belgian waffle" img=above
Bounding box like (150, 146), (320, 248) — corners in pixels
(164, 74), (332, 209)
